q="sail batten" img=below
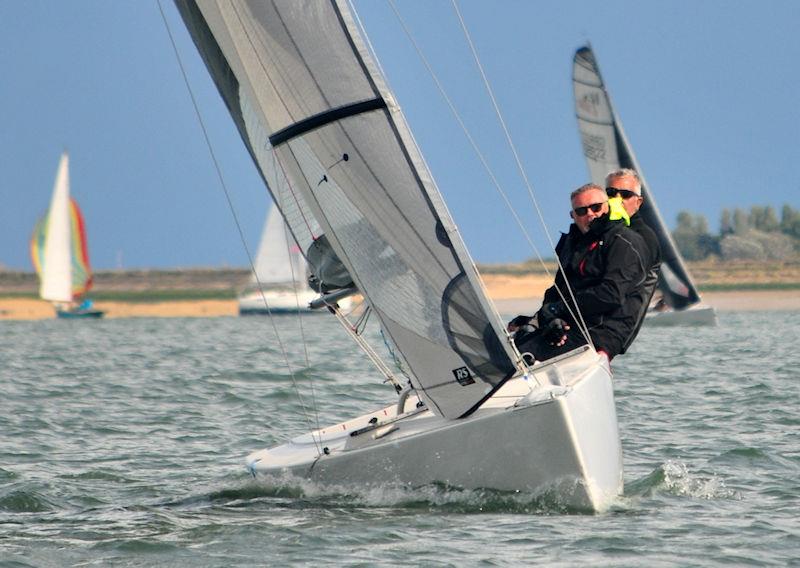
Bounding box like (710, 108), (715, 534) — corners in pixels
(176, 0), (516, 418)
(573, 45), (702, 309)
(270, 97), (386, 146)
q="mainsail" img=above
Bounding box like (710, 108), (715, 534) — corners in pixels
(572, 45), (701, 310)
(250, 203), (308, 289)
(31, 152), (93, 303)
(175, 0), (517, 418)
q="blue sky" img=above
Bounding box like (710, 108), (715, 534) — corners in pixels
(1, 1), (798, 270)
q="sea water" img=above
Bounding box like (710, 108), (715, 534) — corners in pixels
(1, 311), (799, 566)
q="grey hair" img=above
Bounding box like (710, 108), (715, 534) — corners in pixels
(570, 183), (604, 201)
(605, 168), (642, 193)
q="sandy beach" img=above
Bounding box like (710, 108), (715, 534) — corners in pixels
(480, 274), (800, 313)
(1, 274), (797, 320)
(490, 290), (800, 316)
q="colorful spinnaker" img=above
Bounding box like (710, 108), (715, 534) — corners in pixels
(31, 152), (101, 317)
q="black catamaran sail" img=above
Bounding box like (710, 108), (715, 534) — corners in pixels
(572, 45), (702, 311)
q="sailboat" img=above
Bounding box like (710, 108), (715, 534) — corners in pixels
(30, 152), (104, 319)
(572, 45), (717, 326)
(175, 1), (622, 511)
(238, 203), (320, 315)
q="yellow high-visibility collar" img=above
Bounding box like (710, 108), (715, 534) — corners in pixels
(608, 196), (630, 226)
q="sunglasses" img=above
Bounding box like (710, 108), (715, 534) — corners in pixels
(572, 202), (606, 217)
(606, 187), (639, 199)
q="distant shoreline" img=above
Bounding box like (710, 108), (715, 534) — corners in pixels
(491, 290), (800, 316)
(2, 265), (799, 320)
(1, 289), (797, 321)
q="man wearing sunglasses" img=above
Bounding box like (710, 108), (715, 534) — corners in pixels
(605, 168), (662, 352)
(508, 183), (647, 363)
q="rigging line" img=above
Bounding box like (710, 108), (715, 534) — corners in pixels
(385, 0), (548, 274)
(354, 303), (372, 335)
(267, 148), (316, 258)
(281, 215), (322, 437)
(382, 2), (558, 368)
(267, 148), (406, 394)
(156, 0), (323, 452)
(387, 0), (592, 348)
(270, 132), (316, 242)
(283, 226), (324, 444)
(271, 169), (313, 373)
(232, 1), (317, 241)
(263, 116), (407, 392)
(333, 308), (403, 391)
(450, 0), (595, 348)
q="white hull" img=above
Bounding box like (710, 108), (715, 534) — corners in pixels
(238, 289), (320, 314)
(645, 303), (717, 326)
(247, 347), (622, 512)
(238, 289), (354, 315)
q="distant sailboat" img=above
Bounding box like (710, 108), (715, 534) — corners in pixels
(176, 1), (622, 511)
(30, 152), (104, 319)
(238, 203), (319, 314)
(572, 45), (716, 326)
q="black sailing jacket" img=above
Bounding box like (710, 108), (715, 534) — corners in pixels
(620, 214), (663, 352)
(542, 215), (647, 358)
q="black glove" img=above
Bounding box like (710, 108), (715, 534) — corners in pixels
(542, 318), (570, 347)
(507, 314), (533, 332)
(537, 301), (567, 325)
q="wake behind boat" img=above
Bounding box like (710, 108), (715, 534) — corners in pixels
(30, 152), (104, 319)
(175, 0), (623, 511)
(572, 45), (717, 326)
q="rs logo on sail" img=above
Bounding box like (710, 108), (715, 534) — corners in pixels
(453, 366), (475, 386)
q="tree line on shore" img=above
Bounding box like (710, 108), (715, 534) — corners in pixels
(673, 204), (800, 261)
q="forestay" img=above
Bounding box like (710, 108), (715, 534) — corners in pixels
(175, 0), (517, 418)
(572, 45), (701, 310)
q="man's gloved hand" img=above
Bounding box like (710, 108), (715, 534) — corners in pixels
(537, 301), (567, 325)
(507, 314), (533, 332)
(542, 318), (570, 347)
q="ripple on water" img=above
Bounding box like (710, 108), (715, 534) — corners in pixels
(0, 488), (55, 513)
